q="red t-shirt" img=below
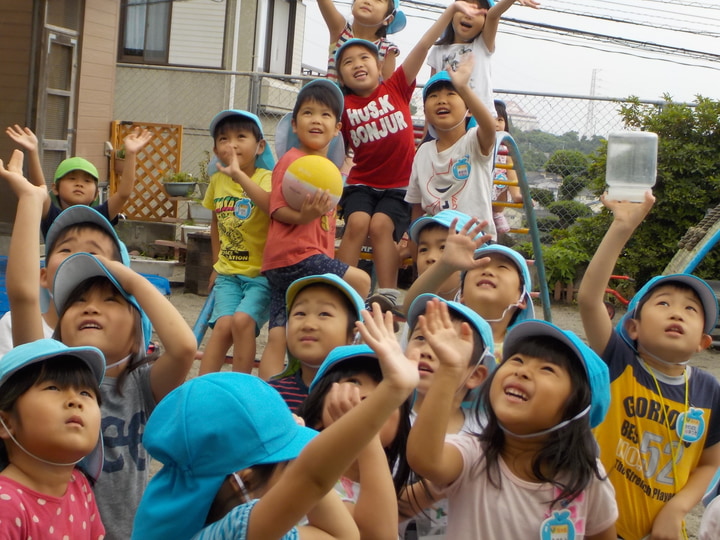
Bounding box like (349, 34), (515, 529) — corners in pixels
(342, 67), (416, 190)
(262, 148), (338, 272)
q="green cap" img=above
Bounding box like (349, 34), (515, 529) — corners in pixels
(54, 157), (99, 183)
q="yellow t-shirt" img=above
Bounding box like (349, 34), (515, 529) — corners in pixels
(202, 169), (271, 277)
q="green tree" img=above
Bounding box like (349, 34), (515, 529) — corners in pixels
(547, 200), (593, 228)
(544, 150), (590, 179)
(530, 188), (555, 207)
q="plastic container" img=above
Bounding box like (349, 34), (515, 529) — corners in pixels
(605, 131), (658, 202)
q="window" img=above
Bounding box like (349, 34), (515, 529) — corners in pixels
(119, 0), (171, 64)
(256, 0), (297, 74)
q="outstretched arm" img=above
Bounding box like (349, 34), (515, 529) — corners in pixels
(402, 218), (491, 315)
(95, 257), (196, 401)
(317, 0), (347, 42)
(6, 125), (51, 216)
(107, 127), (152, 219)
(402, 1), (483, 85)
(1, 150), (47, 345)
(483, 0), (539, 52)
(447, 55), (495, 155)
(248, 307), (417, 540)
(577, 191), (654, 355)
(406, 299), (469, 486)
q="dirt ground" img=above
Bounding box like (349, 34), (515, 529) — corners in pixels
(165, 280), (720, 539)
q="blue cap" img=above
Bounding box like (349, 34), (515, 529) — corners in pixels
(407, 293), (495, 371)
(386, 0), (407, 34)
(409, 209), (476, 244)
(617, 273), (719, 349)
(274, 79), (345, 168)
(334, 38), (379, 67)
(131, 373), (317, 540)
(208, 109), (275, 171)
(466, 244), (535, 326)
(286, 273), (365, 321)
(0, 339), (106, 481)
(422, 70), (454, 102)
(52, 253), (153, 351)
(44, 205), (130, 266)
(503, 320), (610, 428)
(309, 344), (378, 392)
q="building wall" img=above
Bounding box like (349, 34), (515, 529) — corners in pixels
(0, 1), (34, 226)
(75, 0), (120, 184)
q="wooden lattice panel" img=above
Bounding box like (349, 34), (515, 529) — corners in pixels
(109, 121), (183, 222)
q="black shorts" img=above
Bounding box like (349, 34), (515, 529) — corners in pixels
(339, 185), (411, 242)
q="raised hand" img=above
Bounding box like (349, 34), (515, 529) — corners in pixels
(0, 150), (44, 199)
(6, 125), (38, 153)
(440, 217), (492, 271)
(418, 298), (474, 372)
(601, 190), (655, 230)
(123, 127), (152, 155)
(321, 381), (363, 428)
(357, 303), (419, 393)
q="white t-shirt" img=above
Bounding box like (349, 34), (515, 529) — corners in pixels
(406, 128), (496, 240)
(441, 434), (618, 539)
(700, 496), (720, 540)
(427, 39), (496, 119)
(0, 310), (55, 356)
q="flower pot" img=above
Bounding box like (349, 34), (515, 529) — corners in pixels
(163, 182), (197, 198)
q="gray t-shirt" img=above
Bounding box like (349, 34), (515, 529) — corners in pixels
(94, 363), (155, 540)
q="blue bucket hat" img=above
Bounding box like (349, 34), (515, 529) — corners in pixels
(463, 244), (535, 326)
(385, 0), (407, 34)
(407, 293), (496, 371)
(409, 209), (478, 244)
(131, 373), (317, 540)
(0, 339), (106, 481)
(45, 205), (130, 266)
(53, 253), (153, 351)
(275, 79), (346, 168)
(503, 320), (610, 428)
(208, 109), (275, 171)
(617, 273), (719, 350)
(309, 344), (378, 392)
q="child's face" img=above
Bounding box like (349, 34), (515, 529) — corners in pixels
(351, 0), (393, 27)
(424, 86), (468, 133)
(53, 170), (98, 208)
(286, 286), (354, 366)
(291, 99), (342, 155)
(416, 226), (460, 294)
(337, 45), (381, 96)
(495, 115), (506, 132)
(451, 2), (486, 42)
(323, 373), (400, 448)
(461, 254), (523, 322)
(4, 378), (101, 463)
(489, 353), (571, 436)
(59, 282), (137, 362)
(214, 126), (262, 174)
(42, 228), (119, 293)
(626, 285), (710, 365)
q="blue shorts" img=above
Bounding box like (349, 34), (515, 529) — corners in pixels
(264, 254), (350, 329)
(210, 274), (271, 336)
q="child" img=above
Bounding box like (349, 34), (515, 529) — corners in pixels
(427, 0), (539, 119)
(406, 209), (484, 304)
(334, 2), (482, 310)
(700, 472), (720, 540)
(2, 150), (197, 540)
(405, 58), (497, 238)
(320, 0), (405, 81)
(269, 273), (366, 412)
(6, 124), (152, 238)
(407, 311), (618, 538)
(131, 308), (419, 539)
(0, 338), (106, 538)
(298, 342), (413, 539)
(400, 295), (494, 538)
(402, 220), (534, 354)
(261, 79), (371, 375)
(199, 109), (275, 377)
(577, 192), (720, 540)
(492, 99), (523, 235)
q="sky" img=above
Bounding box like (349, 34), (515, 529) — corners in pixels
(301, 0), (720, 104)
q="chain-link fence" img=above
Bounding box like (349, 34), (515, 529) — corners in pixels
(115, 64), (678, 247)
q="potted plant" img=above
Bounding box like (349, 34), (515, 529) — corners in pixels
(114, 147), (125, 176)
(161, 171), (196, 197)
(196, 151), (212, 199)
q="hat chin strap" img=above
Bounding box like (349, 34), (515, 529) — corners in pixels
(0, 416), (83, 467)
(432, 111), (469, 133)
(637, 343), (691, 368)
(483, 291), (526, 323)
(497, 405), (590, 439)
